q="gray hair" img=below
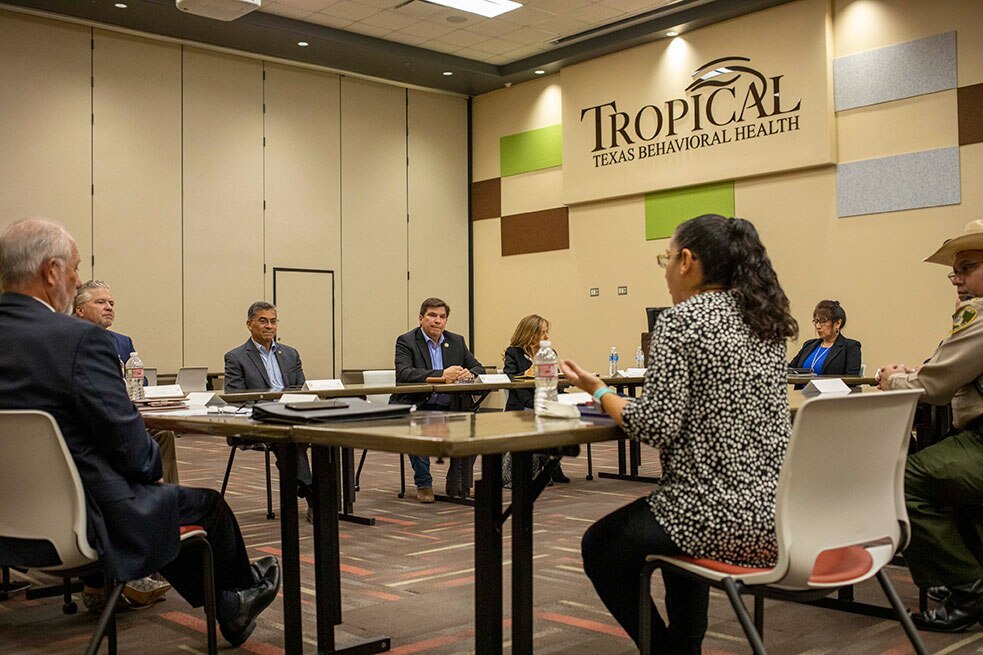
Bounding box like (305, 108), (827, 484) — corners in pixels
(0, 218), (75, 290)
(74, 279), (111, 312)
(247, 301), (276, 320)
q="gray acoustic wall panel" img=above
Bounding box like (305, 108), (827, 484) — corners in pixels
(834, 31), (956, 112)
(837, 147), (961, 218)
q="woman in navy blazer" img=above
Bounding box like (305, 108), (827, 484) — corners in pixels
(789, 299), (862, 375)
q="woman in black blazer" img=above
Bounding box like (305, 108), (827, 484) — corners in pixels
(789, 299), (862, 375)
(503, 314), (570, 483)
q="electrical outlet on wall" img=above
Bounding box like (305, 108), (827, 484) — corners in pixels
(618, 286), (628, 295)
(589, 288), (599, 297)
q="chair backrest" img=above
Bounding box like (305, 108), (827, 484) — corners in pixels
(177, 366), (209, 392)
(362, 369), (396, 404)
(774, 389), (922, 586)
(0, 410), (98, 571)
(144, 366), (158, 387)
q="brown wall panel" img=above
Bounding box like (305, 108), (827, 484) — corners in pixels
(959, 83), (983, 146)
(501, 207), (569, 256)
(471, 178), (501, 220)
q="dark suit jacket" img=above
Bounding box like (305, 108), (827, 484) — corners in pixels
(223, 339), (305, 391)
(789, 334), (863, 376)
(109, 330), (135, 365)
(391, 328), (484, 407)
(503, 346), (534, 411)
(0, 292), (180, 581)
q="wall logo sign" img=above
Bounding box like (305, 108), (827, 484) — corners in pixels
(579, 56), (802, 168)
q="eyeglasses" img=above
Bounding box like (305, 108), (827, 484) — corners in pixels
(811, 318), (831, 326)
(947, 260), (983, 282)
(657, 251), (679, 269)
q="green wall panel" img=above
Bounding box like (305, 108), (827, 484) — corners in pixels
(500, 124), (562, 177)
(644, 181), (735, 240)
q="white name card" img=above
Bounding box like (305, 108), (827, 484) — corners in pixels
(802, 378), (851, 397)
(558, 392), (592, 405)
(144, 384), (184, 399)
(279, 393), (317, 404)
(303, 379), (344, 391)
(625, 368), (647, 377)
(186, 391), (227, 407)
(479, 373), (511, 383)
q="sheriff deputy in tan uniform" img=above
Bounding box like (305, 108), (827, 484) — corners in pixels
(875, 219), (983, 632)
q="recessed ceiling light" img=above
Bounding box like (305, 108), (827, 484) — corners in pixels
(426, 0), (521, 19)
(297, 41), (309, 47)
(534, 70), (546, 75)
(114, 2), (127, 7)
(666, 31), (679, 37)
(443, 71), (454, 76)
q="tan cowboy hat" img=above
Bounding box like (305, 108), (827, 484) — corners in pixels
(925, 220), (983, 265)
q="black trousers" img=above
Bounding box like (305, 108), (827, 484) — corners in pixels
(158, 486), (256, 608)
(581, 497), (709, 654)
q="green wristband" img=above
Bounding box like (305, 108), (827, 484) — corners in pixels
(593, 387), (616, 403)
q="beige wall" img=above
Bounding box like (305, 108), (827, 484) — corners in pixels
(472, 0), (983, 375)
(0, 9), (468, 376)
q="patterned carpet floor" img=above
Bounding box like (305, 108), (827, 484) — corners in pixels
(2, 432), (980, 654)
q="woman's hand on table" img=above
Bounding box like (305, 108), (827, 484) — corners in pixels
(560, 359), (604, 394)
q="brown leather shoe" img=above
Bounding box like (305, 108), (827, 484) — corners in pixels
(417, 487), (435, 503)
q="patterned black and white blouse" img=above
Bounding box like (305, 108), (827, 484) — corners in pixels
(621, 290), (790, 567)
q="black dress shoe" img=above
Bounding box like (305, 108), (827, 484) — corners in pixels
(221, 557), (281, 646)
(927, 585), (951, 603)
(912, 579), (983, 632)
(550, 465), (571, 484)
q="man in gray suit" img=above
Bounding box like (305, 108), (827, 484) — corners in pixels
(224, 301), (313, 522)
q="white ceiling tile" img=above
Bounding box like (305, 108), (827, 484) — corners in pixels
(567, 2), (625, 23)
(523, 0), (592, 13)
(306, 12), (355, 28)
(420, 40), (465, 54)
(493, 25), (556, 45)
(469, 37), (526, 55)
(503, 43), (551, 59)
(274, 0), (337, 11)
(398, 20), (458, 39)
(597, 0), (671, 12)
(390, 1), (445, 18)
(482, 54), (512, 66)
(384, 31), (431, 46)
(536, 15), (589, 37)
(259, 3), (316, 19)
(345, 21), (394, 37)
(492, 5), (555, 27)
(432, 29), (491, 48)
(359, 10), (421, 30)
(463, 18), (522, 37)
(317, 0), (381, 21)
(349, 0), (401, 7)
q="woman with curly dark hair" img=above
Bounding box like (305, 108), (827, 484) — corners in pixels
(561, 214), (797, 653)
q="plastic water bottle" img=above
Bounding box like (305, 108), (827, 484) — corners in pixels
(635, 345), (645, 370)
(124, 352), (145, 401)
(608, 346), (619, 377)
(533, 340), (559, 416)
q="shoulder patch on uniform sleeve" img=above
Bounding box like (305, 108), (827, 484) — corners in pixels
(952, 305), (979, 334)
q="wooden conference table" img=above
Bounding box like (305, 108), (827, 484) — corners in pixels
(144, 408), (623, 655)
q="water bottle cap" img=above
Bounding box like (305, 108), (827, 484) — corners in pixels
(540, 340), (551, 347)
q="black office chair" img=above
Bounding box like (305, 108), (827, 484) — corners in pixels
(221, 438), (276, 519)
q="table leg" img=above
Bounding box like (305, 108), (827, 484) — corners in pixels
(340, 447), (375, 526)
(475, 453), (503, 655)
(276, 443), (303, 655)
(511, 452), (534, 655)
(311, 445), (391, 655)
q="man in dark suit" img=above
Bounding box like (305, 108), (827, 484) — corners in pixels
(224, 301), (314, 521)
(0, 218), (280, 646)
(392, 297), (484, 502)
(73, 279), (179, 486)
